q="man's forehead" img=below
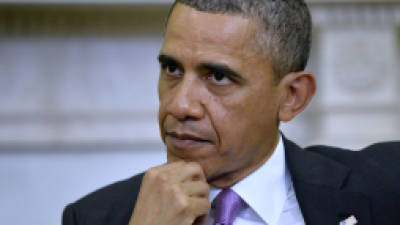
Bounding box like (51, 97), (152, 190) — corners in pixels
(162, 3), (262, 66)
(165, 3), (257, 46)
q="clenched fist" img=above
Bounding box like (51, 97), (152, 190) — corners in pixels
(128, 161), (211, 225)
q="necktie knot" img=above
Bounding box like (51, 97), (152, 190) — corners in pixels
(213, 189), (247, 225)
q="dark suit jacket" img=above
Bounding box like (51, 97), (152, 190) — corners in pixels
(63, 138), (400, 225)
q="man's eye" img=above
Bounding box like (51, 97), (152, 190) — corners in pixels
(163, 64), (181, 76)
(208, 72), (231, 85)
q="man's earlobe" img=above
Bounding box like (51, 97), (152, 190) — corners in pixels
(278, 71), (316, 122)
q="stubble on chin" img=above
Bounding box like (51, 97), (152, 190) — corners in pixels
(166, 150), (213, 180)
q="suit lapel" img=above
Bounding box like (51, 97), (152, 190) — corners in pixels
(283, 138), (373, 225)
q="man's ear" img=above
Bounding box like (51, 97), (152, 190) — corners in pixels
(278, 71), (316, 122)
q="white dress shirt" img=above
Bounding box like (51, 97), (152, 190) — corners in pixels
(204, 136), (306, 225)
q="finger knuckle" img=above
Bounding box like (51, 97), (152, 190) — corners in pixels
(144, 168), (158, 180)
(155, 173), (168, 185)
(169, 184), (181, 197)
(199, 199), (211, 213)
(175, 197), (189, 214)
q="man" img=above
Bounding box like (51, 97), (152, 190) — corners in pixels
(63, 1), (400, 225)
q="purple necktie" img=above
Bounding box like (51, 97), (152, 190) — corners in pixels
(213, 189), (248, 225)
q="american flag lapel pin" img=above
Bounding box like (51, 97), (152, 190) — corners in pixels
(339, 215), (358, 225)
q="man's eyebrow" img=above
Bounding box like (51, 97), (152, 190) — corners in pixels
(199, 62), (244, 81)
(157, 54), (183, 68)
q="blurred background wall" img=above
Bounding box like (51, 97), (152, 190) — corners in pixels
(0, 0), (399, 224)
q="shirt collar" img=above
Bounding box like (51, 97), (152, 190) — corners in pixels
(209, 135), (289, 225)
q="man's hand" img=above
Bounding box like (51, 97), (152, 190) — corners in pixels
(128, 161), (211, 225)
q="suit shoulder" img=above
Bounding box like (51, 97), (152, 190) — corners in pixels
(62, 173), (144, 225)
(71, 173), (144, 211)
(305, 141), (400, 160)
(304, 144), (356, 161)
(361, 141), (400, 156)
(288, 139), (400, 220)
(306, 141), (400, 189)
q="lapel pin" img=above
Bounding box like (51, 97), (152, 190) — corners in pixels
(339, 215), (358, 225)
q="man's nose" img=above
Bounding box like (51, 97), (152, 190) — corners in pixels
(166, 75), (204, 121)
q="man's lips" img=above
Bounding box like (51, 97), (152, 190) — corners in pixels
(166, 131), (209, 142)
(165, 131), (211, 149)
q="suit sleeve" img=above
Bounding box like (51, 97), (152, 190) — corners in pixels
(62, 203), (79, 225)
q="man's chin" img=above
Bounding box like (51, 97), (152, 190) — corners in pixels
(166, 153), (216, 179)
(166, 153), (205, 165)
(165, 156), (235, 188)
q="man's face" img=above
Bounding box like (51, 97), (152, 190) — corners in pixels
(158, 3), (283, 187)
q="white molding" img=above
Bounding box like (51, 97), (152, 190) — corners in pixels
(0, 111), (162, 146)
(311, 3), (400, 26)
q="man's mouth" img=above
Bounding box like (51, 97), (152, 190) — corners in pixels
(165, 131), (211, 149)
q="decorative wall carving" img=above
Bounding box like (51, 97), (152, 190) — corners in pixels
(281, 2), (400, 148)
(308, 1), (400, 147)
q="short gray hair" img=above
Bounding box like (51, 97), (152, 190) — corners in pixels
(167, 0), (312, 82)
